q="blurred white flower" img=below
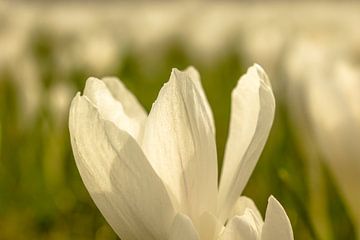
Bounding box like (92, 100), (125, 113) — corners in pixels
(307, 59), (360, 231)
(12, 56), (42, 126)
(184, 6), (241, 61)
(239, 23), (287, 82)
(128, 4), (186, 52)
(74, 34), (119, 75)
(69, 65), (293, 239)
(48, 81), (74, 125)
(284, 36), (360, 234)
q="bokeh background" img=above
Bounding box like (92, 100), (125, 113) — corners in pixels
(1, 1), (360, 239)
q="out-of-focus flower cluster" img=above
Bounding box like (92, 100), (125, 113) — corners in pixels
(0, 2), (359, 239)
(1, 2), (360, 123)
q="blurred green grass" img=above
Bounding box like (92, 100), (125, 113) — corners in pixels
(0, 33), (356, 240)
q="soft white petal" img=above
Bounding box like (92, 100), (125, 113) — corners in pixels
(261, 196), (293, 240)
(185, 66), (215, 133)
(169, 213), (200, 240)
(220, 209), (262, 240)
(218, 64), (275, 222)
(69, 94), (175, 240)
(83, 77), (147, 140)
(141, 68), (218, 218)
(229, 196), (263, 224)
(196, 211), (223, 240)
(102, 76), (148, 120)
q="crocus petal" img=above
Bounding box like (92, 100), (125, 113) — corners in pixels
(141, 68), (218, 218)
(169, 213), (200, 240)
(83, 77), (147, 140)
(261, 196), (294, 240)
(218, 64), (275, 222)
(197, 211), (223, 240)
(69, 94), (175, 240)
(229, 196), (263, 224)
(185, 66), (215, 133)
(220, 209), (262, 240)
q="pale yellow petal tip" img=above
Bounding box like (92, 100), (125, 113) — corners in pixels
(268, 195), (286, 210)
(235, 64), (270, 92)
(249, 63), (272, 88)
(169, 68), (181, 81)
(268, 195), (277, 204)
(84, 76), (124, 102)
(86, 76), (102, 84)
(171, 67), (182, 75)
(75, 91), (81, 98)
(84, 77), (103, 93)
(170, 67), (193, 85)
(170, 67), (200, 82)
(185, 65), (196, 71)
(86, 76), (121, 89)
(101, 76), (126, 91)
(70, 92), (82, 105)
(267, 195), (293, 228)
(184, 65), (199, 74)
(86, 76), (122, 86)
(267, 195), (291, 215)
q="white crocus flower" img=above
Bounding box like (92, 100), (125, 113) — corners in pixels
(69, 64), (293, 240)
(306, 60), (360, 233)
